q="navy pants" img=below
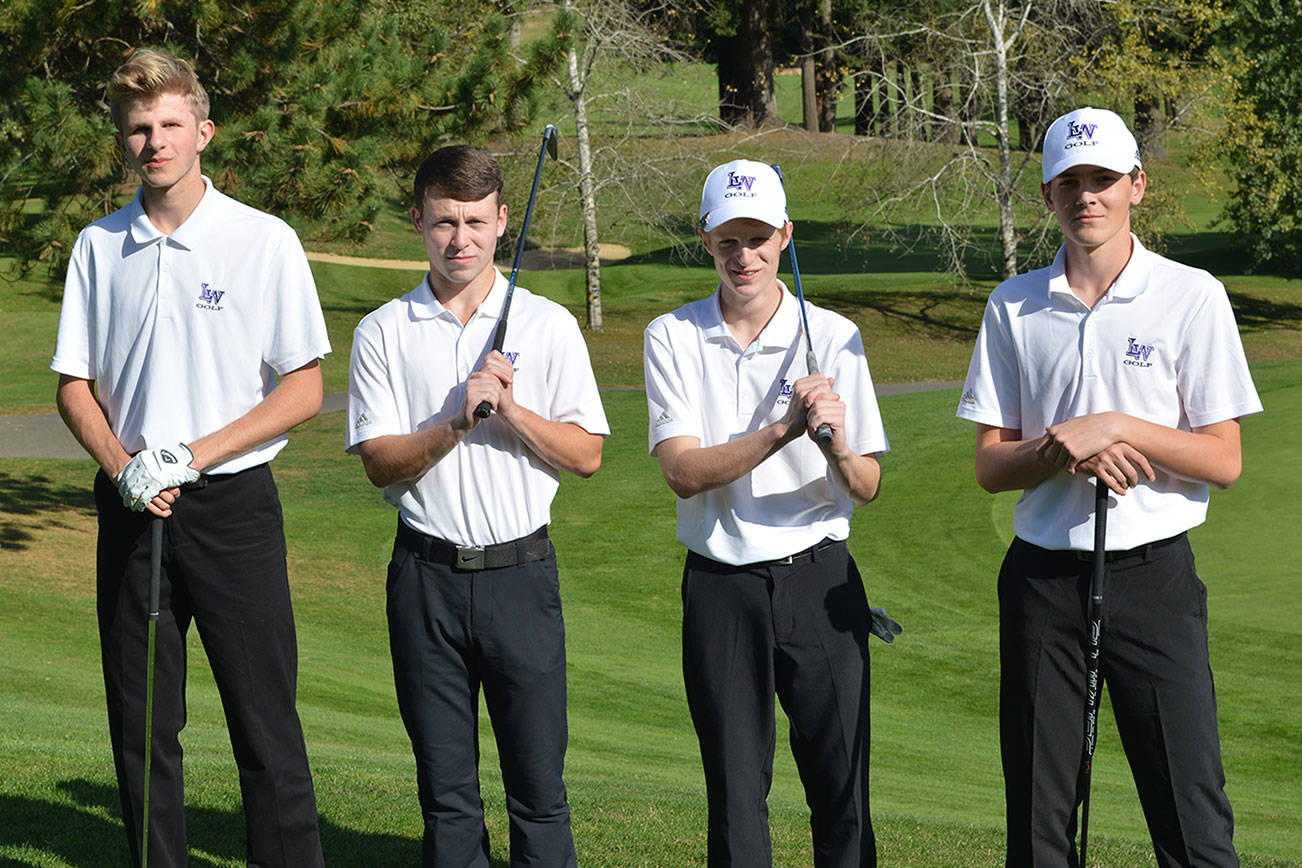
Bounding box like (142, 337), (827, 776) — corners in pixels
(386, 523), (576, 867)
(94, 466), (323, 868)
(999, 535), (1237, 867)
(682, 540), (875, 868)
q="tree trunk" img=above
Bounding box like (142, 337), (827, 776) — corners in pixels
(910, 66), (924, 139)
(934, 66), (959, 144)
(815, 0), (837, 132)
(716, 0), (778, 126)
(1134, 96), (1165, 162)
(984, 0), (1018, 278)
(890, 59), (906, 137)
(565, 24), (602, 330)
(959, 62), (978, 146)
(800, 3), (818, 131)
(854, 72), (870, 135)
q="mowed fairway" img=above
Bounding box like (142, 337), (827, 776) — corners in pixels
(2, 366), (1299, 865)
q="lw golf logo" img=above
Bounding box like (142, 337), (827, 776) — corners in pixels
(723, 172), (758, 202)
(1064, 121), (1099, 151)
(776, 378), (794, 406)
(196, 282), (225, 311)
(727, 172), (756, 192)
(1124, 337), (1155, 368)
(504, 351), (520, 366)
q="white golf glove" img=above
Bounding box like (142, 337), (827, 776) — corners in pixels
(118, 443), (200, 511)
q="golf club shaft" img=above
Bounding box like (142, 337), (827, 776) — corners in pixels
(770, 165), (833, 447)
(475, 124), (558, 419)
(142, 515), (163, 866)
(1078, 480), (1109, 866)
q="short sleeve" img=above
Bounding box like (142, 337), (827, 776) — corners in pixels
(826, 326), (889, 456)
(643, 320), (701, 452)
(957, 298), (1022, 430)
(1176, 283), (1263, 427)
(544, 310), (609, 435)
(346, 317), (403, 452)
(50, 231), (95, 379)
(260, 226), (331, 374)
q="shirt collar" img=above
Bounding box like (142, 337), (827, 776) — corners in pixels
(704, 281), (801, 352)
(408, 267), (508, 322)
(127, 175), (218, 250)
(1046, 233), (1153, 305)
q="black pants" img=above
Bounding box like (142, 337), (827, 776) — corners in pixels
(682, 540), (875, 868)
(387, 522), (576, 868)
(94, 466), (322, 868)
(999, 535), (1237, 867)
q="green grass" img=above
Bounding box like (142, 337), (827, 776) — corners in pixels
(3, 90), (1300, 863)
(2, 376), (1300, 865)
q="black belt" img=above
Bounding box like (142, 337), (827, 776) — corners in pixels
(180, 463), (272, 492)
(396, 521), (551, 571)
(694, 537), (843, 571)
(1065, 531), (1187, 563)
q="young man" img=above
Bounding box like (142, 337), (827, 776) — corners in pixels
(957, 107), (1262, 866)
(51, 49), (329, 865)
(346, 145), (608, 867)
(643, 159), (892, 867)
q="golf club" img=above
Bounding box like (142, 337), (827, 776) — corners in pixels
(1078, 479), (1109, 866)
(141, 515), (163, 866)
(770, 164), (833, 447)
(474, 123), (559, 419)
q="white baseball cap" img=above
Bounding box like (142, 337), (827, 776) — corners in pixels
(1041, 107), (1142, 183)
(699, 159), (789, 231)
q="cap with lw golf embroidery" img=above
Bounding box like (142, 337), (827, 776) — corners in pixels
(699, 159), (788, 231)
(1041, 107), (1142, 184)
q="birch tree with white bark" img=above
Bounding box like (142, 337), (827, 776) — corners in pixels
(548, 0), (693, 330)
(841, 0), (1109, 278)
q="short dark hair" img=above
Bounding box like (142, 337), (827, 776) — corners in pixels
(413, 146), (504, 210)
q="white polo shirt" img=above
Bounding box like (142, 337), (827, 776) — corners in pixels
(51, 178), (331, 474)
(346, 270), (609, 546)
(957, 236), (1262, 550)
(644, 284), (889, 566)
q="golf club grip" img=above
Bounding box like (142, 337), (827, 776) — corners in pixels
(804, 350), (834, 446)
(473, 313), (512, 419)
(149, 517), (163, 615)
(1092, 481), (1109, 588)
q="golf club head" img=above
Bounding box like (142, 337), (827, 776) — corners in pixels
(544, 124), (559, 160)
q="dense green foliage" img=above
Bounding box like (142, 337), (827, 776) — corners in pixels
(0, 0), (565, 278)
(1221, 0), (1302, 276)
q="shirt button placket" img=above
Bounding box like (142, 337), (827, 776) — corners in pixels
(157, 243), (172, 322)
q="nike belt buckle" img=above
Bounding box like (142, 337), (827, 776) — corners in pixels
(455, 546), (485, 570)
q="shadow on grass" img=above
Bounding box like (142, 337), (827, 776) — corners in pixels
(818, 287), (986, 341)
(1228, 290), (1302, 332)
(621, 220), (1042, 278)
(0, 779), (512, 867)
(0, 470), (96, 552)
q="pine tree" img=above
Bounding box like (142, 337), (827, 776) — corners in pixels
(0, 0), (565, 277)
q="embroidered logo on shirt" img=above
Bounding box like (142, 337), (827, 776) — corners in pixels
(504, 351), (520, 366)
(776, 378), (794, 406)
(654, 410), (673, 427)
(196, 282), (225, 311)
(354, 411), (371, 430)
(1123, 337), (1155, 368)
(960, 387), (978, 406)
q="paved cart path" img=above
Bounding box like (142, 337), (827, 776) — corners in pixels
(0, 384), (962, 459)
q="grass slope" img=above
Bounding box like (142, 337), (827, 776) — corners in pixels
(2, 375), (1299, 865)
